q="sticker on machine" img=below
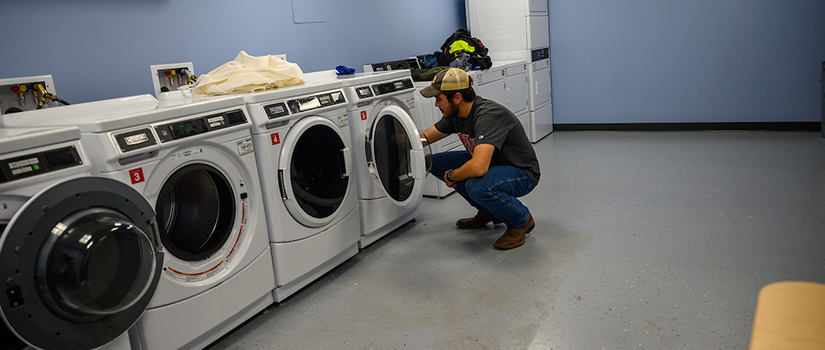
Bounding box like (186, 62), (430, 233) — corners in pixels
(170, 148), (203, 159)
(129, 168), (145, 184)
(237, 138), (253, 156)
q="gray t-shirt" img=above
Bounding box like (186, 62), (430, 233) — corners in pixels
(434, 96), (540, 185)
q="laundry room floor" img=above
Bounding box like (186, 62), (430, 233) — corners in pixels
(206, 130), (825, 350)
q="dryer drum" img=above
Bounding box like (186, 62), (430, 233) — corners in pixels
(372, 114), (414, 202)
(156, 164), (235, 261)
(290, 124), (347, 218)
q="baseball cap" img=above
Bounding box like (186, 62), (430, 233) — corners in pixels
(419, 68), (472, 98)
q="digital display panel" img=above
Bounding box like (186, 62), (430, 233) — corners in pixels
(288, 97), (321, 113)
(170, 119), (207, 139)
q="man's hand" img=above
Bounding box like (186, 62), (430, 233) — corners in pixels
(444, 169), (457, 188)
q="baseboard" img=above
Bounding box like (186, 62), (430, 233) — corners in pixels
(553, 122), (821, 132)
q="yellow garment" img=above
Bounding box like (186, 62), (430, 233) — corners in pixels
(448, 40), (476, 54)
(193, 51), (304, 96)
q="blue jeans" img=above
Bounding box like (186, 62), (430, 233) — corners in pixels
(430, 151), (535, 229)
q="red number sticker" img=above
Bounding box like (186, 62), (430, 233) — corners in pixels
(129, 168), (145, 184)
(360, 111), (367, 121)
(271, 132), (281, 145)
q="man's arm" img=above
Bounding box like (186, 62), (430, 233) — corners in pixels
(422, 125), (449, 146)
(444, 143), (494, 186)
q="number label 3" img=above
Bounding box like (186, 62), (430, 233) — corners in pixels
(129, 168), (145, 184)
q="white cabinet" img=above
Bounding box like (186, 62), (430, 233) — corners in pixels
(466, 0), (548, 53)
(529, 59), (551, 110)
(505, 62), (529, 116)
(472, 68), (505, 106)
(466, 0), (553, 142)
(529, 0), (548, 13)
(527, 16), (550, 51)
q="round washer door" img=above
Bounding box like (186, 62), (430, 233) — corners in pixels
(0, 177), (163, 350)
(365, 104), (427, 209)
(279, 116), (352, 228)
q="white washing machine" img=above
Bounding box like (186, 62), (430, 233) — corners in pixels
(241, 82), (361, 302)
(304, 70), (429, 249)
(1, 96), (275, 350)
(0, 127), (163, 350)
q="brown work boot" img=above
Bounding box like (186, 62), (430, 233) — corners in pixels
(455, 212), (502, 229)
(493, 215), (535, 250)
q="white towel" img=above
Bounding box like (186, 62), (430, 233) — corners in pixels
(192, 51), (305, 96)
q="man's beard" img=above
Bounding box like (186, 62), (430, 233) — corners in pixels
(441, 100), (459, 119)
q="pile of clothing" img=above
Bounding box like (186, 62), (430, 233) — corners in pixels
(412, 28), (493, 81)
(192, 51), (304, 96)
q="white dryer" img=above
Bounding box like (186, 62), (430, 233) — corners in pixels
(0, 127), (163, 350)
(1, 96), (275, 350)
(241, 82), (360, 302)
(304, 70), (429, 249)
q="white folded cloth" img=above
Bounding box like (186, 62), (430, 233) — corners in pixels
(192, 51), (304, 96)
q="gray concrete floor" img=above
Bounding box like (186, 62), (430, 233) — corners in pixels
(207, 131), (825, 350)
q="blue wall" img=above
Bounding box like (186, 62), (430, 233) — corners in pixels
(549, 0), (825, 124)
(0, 0), (466, 104)
(4, 1), (824, 124)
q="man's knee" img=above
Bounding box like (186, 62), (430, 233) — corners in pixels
(464, 178), (491, 201)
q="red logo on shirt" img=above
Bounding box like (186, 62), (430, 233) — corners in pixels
(458, 133), (476, 154)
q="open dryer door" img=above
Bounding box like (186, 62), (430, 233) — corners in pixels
(278, 115), (353, 228)
(0, 177), (163, 350)
(365, 104), (430, 209)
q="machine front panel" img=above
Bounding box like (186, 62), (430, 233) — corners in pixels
(0, 177), (161, 350)
(0, 146), (81, 184)
(155, 108), (248, 143)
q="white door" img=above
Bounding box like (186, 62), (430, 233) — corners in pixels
(0, 177), (162, 350)
(278, 116), (352, 228)
(365, 104), (427, 209)
(529, 65), (552, 109)
(506, 72), (529, 115)
(527, 15), (550, 50)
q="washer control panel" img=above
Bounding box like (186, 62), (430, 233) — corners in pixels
(286, 90), (346, 114)
(355, 78), (414, 99)
(0, 146), (81, 183)
(262, 90), (347, 121)
(155, 109), (248, 143)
